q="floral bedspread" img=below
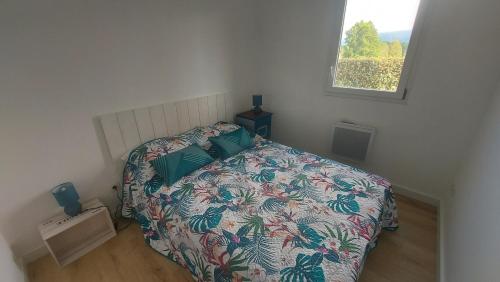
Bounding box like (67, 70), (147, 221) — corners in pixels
(122, 128), (398, 282)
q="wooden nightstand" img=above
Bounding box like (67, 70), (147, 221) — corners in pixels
(38, 199), (116, 267)
(235, 110), (273, 139)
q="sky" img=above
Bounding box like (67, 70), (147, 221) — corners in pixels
(342, 0), (421, 35)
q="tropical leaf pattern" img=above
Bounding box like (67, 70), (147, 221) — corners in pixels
(121, 123), (398, 282)
(281, 253), (325, 282)
(327, 194), (361, 215)
(189, 206), (227, 233)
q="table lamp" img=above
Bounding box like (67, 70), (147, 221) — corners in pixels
(51, 182), (82, 217)
(252, 94), (262, 113)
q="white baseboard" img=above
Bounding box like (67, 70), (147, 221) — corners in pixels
(438, 199), (446, 282)
(20, 244), (48, 265)
(19, 244), (48, 281)
(391, 183), (440, 206)
(15, 256), (29, 282)
(391, 183), (444, 282)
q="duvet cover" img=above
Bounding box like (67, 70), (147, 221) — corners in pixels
(121, 123), (398, 282)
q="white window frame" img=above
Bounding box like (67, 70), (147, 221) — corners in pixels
(325, 0), (428, 101)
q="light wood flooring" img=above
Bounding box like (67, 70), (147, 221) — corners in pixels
(27, 194), (437, 282)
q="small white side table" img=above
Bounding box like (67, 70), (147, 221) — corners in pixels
(38, 199), (116, 266)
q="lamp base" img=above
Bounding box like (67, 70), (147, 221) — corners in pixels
(253, 106), (262, 114)
(64, 201), (82, 217)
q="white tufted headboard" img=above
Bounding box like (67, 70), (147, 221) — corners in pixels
(99, 93), (235, 161)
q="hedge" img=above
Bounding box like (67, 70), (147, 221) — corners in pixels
(335, 57), (404, 91)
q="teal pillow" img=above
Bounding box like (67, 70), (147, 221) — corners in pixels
(150, 144), (214, 186)
(208, 127), (254, 159)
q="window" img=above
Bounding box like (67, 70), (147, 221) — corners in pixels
(327, 0), (424, 100)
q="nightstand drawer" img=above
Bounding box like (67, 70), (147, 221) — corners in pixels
(255, 125), (269, 137)
(235, 111), (272, 139)
(235, 116), (255, 131)
(254, 115), (271, 129)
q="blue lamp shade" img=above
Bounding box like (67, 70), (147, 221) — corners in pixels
(252, 95), (263, 113)
(51, 182), (81, 217)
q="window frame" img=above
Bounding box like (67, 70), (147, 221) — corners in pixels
(324, 0), (428, 101)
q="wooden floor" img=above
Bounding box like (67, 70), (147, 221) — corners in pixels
(28, 194), (437, 282)
(359, 195), (437, 282)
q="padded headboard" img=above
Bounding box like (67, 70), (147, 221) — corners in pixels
(99, 93), (234, 161)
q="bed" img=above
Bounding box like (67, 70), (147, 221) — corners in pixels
(119, 121), (398, 282)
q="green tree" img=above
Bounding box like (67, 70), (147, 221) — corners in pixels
(380, 42), (389, 57)
(342, 21), (382, 58)
(387, 40), (403, 57)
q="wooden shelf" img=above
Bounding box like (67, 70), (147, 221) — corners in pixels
(38, 199), (116, 267)
(56, 230), (116, 266)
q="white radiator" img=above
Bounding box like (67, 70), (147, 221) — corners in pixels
(331, 121), (375, 162)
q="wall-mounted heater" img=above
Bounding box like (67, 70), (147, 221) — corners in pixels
(331, 121), (376, 162)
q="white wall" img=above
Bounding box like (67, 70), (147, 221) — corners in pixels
(2, 0), (500, 267)
(255, 0), (500, 199)
(0, 233), (24, 282)
(443, 83), (500, 281)
(0, 0), (256, 259)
